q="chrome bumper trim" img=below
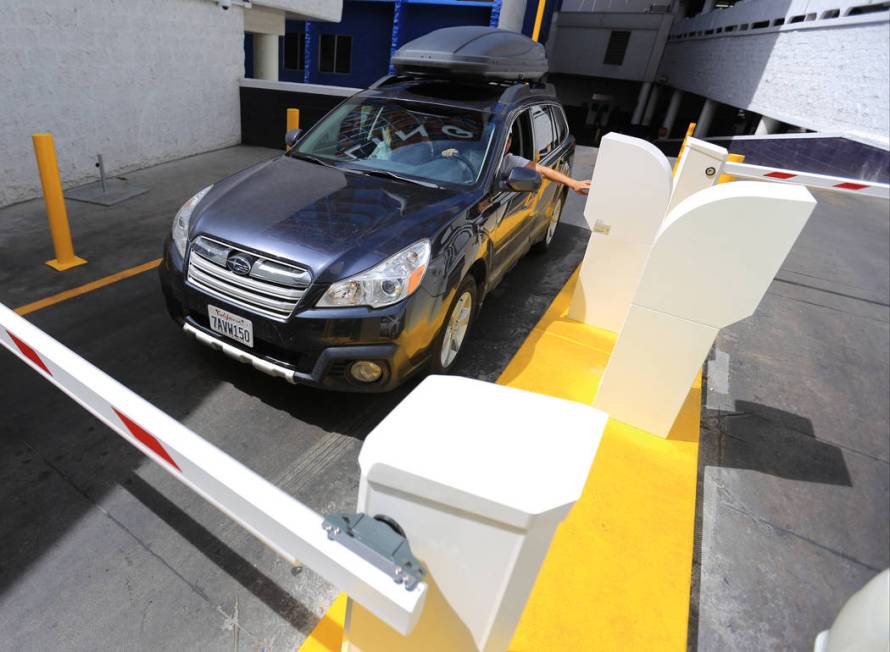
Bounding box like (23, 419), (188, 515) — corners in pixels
(183, 322), (298, 384)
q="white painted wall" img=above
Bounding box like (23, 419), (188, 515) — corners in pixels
(497, 0), (528, 33)
(547, 5), (677, 81)
(660, 7), (890, 147)
(0, 0), (245, 208)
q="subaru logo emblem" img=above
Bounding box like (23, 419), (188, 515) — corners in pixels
(226, 254), (252, 276)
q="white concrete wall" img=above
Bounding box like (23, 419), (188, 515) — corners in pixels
(497, 0), (528, 33)
(547, 8), (677, 81)
(0, 0), (245, 207)
(257, 0), (342, 22)
(660, 6), (890, 147)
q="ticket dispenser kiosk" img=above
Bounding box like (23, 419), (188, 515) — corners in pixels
(595, 182), (817, 437)
(568, 133), (673, 332)
(342, 375), (608, 651)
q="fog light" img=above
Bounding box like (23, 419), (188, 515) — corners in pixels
(350, 361), (383, 383)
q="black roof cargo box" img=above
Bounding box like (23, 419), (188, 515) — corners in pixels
(391, 26), (548, 81)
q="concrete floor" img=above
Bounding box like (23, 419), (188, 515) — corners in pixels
(692, 189), (890, 651)
(0, 145), (594, 651)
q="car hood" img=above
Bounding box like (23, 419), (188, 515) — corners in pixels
(191, 156), (472, 283)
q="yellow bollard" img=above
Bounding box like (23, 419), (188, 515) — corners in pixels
(287, 108), (300, 132)
(286, 108), (300, 151)
(672, 122), (696, 177)
(31, 133), (87, 271)
(719, 153), (746, 183)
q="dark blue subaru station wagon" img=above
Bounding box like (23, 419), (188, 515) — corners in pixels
(159, 28), (576, 391)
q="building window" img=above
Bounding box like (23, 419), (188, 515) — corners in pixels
(319, 34), (352, 74)
(603, 31), (630, 66)
(284, 32), (305, 70)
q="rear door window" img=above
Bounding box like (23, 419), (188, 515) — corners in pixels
(549, 105), (568, 144)
(530, 104), (556, 159)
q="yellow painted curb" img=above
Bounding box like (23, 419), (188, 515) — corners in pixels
(298, 594), (348, 652)
(298, 270), (700, 651)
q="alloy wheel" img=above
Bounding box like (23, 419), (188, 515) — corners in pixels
(440, 291), (473, 367)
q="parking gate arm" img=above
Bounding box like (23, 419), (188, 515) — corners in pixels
(721, 161), (890, 199)
(0, 303), (426, 636)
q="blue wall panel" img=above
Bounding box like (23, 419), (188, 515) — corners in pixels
(398, 4), (493, 46)
(279, 19), (306, 83)
(261, 1), (499, 90)
(244, 33), (254, 78)
(280, 4), (394, 89)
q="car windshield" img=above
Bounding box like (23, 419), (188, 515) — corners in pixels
(292, 97), (497, 186)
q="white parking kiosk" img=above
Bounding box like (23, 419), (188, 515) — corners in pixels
(568, 133), (673, 332)
(342, 375), (608, 652)
(594, 182), (817, 437)
(666, 137), (728, 213)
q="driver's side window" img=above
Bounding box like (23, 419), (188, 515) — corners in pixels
(495, 110), (534, 189)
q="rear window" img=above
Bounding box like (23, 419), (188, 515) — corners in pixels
(530, 104), (556, 158)
(550, 106), (568, 144)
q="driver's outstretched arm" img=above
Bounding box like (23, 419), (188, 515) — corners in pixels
(528, 161), (591, 195)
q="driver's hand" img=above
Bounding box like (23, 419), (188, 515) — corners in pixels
(441, 148), (459, 158)
(572, 179), (591, 196)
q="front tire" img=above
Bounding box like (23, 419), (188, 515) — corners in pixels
(430, 276), (477, 373)
(531, 193), (565, 253)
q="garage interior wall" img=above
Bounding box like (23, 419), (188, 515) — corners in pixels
(0, 0), (245, 208)
(659, 20), (890, 148)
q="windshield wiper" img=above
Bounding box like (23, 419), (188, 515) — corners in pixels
(354, 168), (443, 189)
(290, 152), (338, 169)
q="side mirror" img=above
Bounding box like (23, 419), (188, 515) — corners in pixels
(500, 166), (542, 193)
(285, 128), (304, 149)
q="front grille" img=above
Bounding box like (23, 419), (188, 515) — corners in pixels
(187, 236), (311, 320)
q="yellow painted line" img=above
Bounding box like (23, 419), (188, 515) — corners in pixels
(503, 271), (700, 651)
(298, 594), (348, 652)
(298, 270), (701, 651)
(14, 259), (162, 316)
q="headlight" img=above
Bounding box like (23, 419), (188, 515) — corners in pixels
(171, 186), (212, 257)
(317, 240), (431, 309)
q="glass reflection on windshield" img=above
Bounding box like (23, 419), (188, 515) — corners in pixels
(294, 98), (495, 186)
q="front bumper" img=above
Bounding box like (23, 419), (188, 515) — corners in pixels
(159, 238), (445, 392)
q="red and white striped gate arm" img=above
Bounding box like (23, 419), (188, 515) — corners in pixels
(0, 302), (426, 635)
(722, 161), (890, 199)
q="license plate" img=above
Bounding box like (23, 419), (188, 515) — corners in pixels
(208, 305), (253, 348)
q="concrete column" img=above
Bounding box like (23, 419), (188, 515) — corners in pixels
(660, 89), (684, 137)
(245, 5), (284, 81)
(755, 115), (782, 135)
(641, 85), (662, 126)
(631, 81), (653, 125)
(700, 0), (716, 15)
(253, 33), (279, 81)
(693, 99), (717, 138)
